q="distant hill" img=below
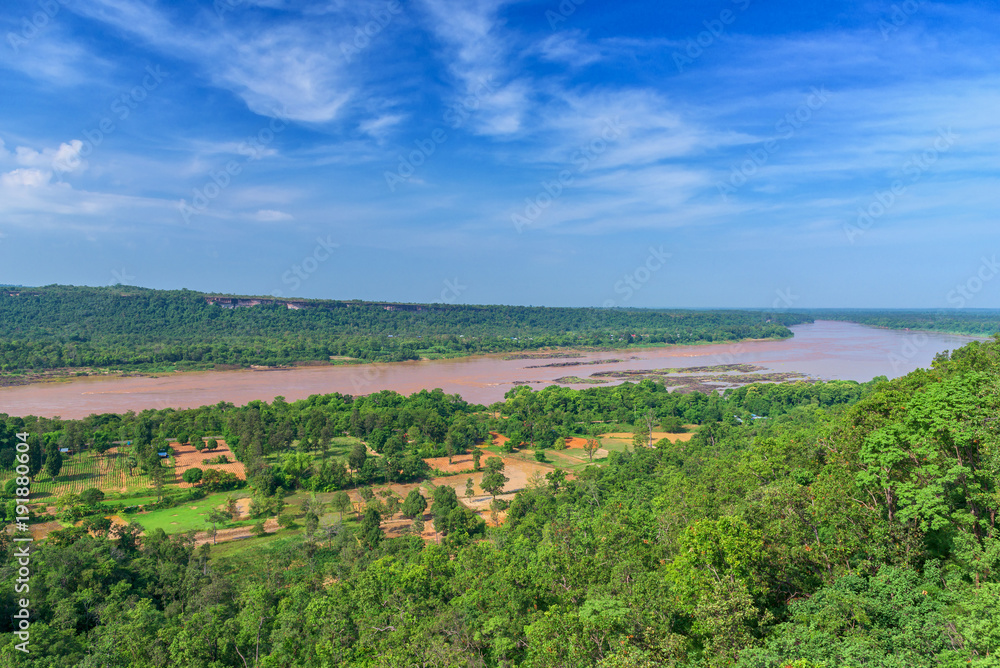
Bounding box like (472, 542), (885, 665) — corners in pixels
(0, 285), (810, 373)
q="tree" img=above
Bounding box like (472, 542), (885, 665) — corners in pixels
(553, 437), (567, 450)
(80, 487), (105, 506)
(194, 439), (206, 452)
(445, 437), (456, 465)
(332, 490), (351, 520)
(44, 445), (63, 479)
(251, 521), (267, 537)
(472, 447), (482, 471)
(432, 484), (460, 534)
(358, 506), (383, 550)
(584, 437), (600, 462)
(480, 457), (509, 500)
(150, 461), (166, 501)
(206, 438), (219, 451)
(465, 477), (475, 501)
(402, 489), (428, 519)
(632, 424), (649, 450)
(206, 509), (229, 545)
(82, 515), (112, 537)
(348, 441), (367, 480)
(183, 467), (203, 484)
(642, 408), (657, 446)
(92, 431), (112, 471)
(225, 494), (240, 520)
(380, 490), (401, 519)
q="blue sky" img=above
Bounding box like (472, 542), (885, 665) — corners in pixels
(1, 0), (998, 308)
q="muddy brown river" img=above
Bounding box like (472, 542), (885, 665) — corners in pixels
(0, 321), (985, 419)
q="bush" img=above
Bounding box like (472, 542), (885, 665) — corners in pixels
(202, 468), (240, 492)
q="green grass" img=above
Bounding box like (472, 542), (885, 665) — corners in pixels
(103, 495), (159, 508)
(124, 491), (252, 534)
(208, 529), (300, 560)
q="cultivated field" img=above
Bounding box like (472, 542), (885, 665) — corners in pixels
(0, 445), (157, 501)
(170, 439), (246, 487)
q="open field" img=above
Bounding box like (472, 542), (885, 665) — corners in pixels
(171, 439), (246, 486)
(122, 491), (253, 534)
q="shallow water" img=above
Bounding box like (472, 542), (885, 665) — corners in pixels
(0, 320), (984, 418)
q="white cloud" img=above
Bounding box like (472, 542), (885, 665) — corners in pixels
(420, 0), (530, 136)
(254, 209), (294, 222)
(359, 113), (406, 140)
(533, 31), (602, 67)
(10, 140), (87, 174)
(68, 0), (356, 123)
(2, 169), (52, 188)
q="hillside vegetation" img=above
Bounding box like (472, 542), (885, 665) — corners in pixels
(3, 336), (1000, 666)
(0, 285), (808, 373)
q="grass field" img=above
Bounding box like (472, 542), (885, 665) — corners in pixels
(123, 491), (254, 534)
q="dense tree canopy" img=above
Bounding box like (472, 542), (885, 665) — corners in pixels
(0, 285), (809, 373)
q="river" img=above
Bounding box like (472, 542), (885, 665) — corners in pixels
(0, 321), (985, 419)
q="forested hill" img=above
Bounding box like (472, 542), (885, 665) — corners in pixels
(0, 285), (810, 372)
(805, 309), (1000, 337)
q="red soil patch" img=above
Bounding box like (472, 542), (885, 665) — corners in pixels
(489, 431), (509, 447)
(600, 431), (693, 443)
(424, 451), (482, 474)
(170, 440), (246, 487)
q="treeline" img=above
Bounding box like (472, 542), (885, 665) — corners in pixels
(5, 339), (1000, 665)
(808, 308), (1000, 336)
(0, 285), (810, 373)
(0, 378), (865, 500)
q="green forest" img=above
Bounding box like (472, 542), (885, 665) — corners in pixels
(3, 334), (1000, 666)
(805, 309), (1000, 337)
(0, 285), (808, 374)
